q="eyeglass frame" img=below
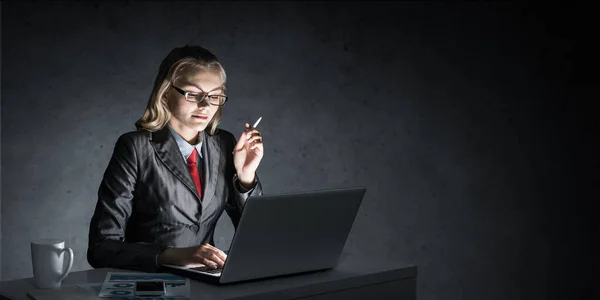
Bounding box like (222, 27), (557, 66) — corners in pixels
(170, 85), (229, 106)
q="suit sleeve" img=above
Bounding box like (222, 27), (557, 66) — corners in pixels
(224, 133), (263, 229)
(87, 134), (164, 272)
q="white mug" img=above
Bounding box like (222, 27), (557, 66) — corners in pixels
(30, 239), (74, 289)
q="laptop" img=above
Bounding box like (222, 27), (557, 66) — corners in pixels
(161, 187), (366, 284)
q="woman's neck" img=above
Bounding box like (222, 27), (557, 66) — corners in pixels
(168, 120), (201, 145)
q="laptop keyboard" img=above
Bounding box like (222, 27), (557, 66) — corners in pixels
(191, 266), (222, 274)
(189, 250), (228, 274)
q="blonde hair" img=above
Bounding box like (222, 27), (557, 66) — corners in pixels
(135, 46), (227, 136)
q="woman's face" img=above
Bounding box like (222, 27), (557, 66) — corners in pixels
(165, 71), (224, 142)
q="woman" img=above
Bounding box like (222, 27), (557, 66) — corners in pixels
(87, 45), (263, 272)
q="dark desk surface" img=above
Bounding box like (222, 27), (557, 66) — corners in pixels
(0, 253), (417, 300)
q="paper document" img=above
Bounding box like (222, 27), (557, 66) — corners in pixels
(97, 272), (190, 299)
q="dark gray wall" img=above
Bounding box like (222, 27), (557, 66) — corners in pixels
(0, 2), (3, 281)
(1, 1), (597, 299)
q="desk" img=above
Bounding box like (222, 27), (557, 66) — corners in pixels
(0, 254), (416, 300)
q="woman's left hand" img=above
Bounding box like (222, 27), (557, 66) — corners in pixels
(233, 123), (264, 188)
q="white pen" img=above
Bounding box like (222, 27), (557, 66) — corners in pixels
(252, 116), (262, 128)
(233, 117), (263, 154)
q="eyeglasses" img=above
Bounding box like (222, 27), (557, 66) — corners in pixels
(170, 85), (228, 106)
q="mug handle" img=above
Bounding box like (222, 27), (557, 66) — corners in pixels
(58, 247), (74, 282)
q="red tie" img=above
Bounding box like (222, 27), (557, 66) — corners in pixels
(187, 148), (202, 200)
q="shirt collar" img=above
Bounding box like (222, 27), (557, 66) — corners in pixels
(167, 125), (203, 161)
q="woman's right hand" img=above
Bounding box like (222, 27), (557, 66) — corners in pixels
(157, 243), (227, 269)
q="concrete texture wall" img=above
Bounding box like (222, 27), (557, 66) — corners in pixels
(1, 1), (597, 299)
(0, 1), (3, 281)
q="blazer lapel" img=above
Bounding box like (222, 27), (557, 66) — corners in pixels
(150, 127), (200, 201)
(201, 133), (221, 208)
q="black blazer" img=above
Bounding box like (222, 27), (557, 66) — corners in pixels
(87, 126), (262, 272)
